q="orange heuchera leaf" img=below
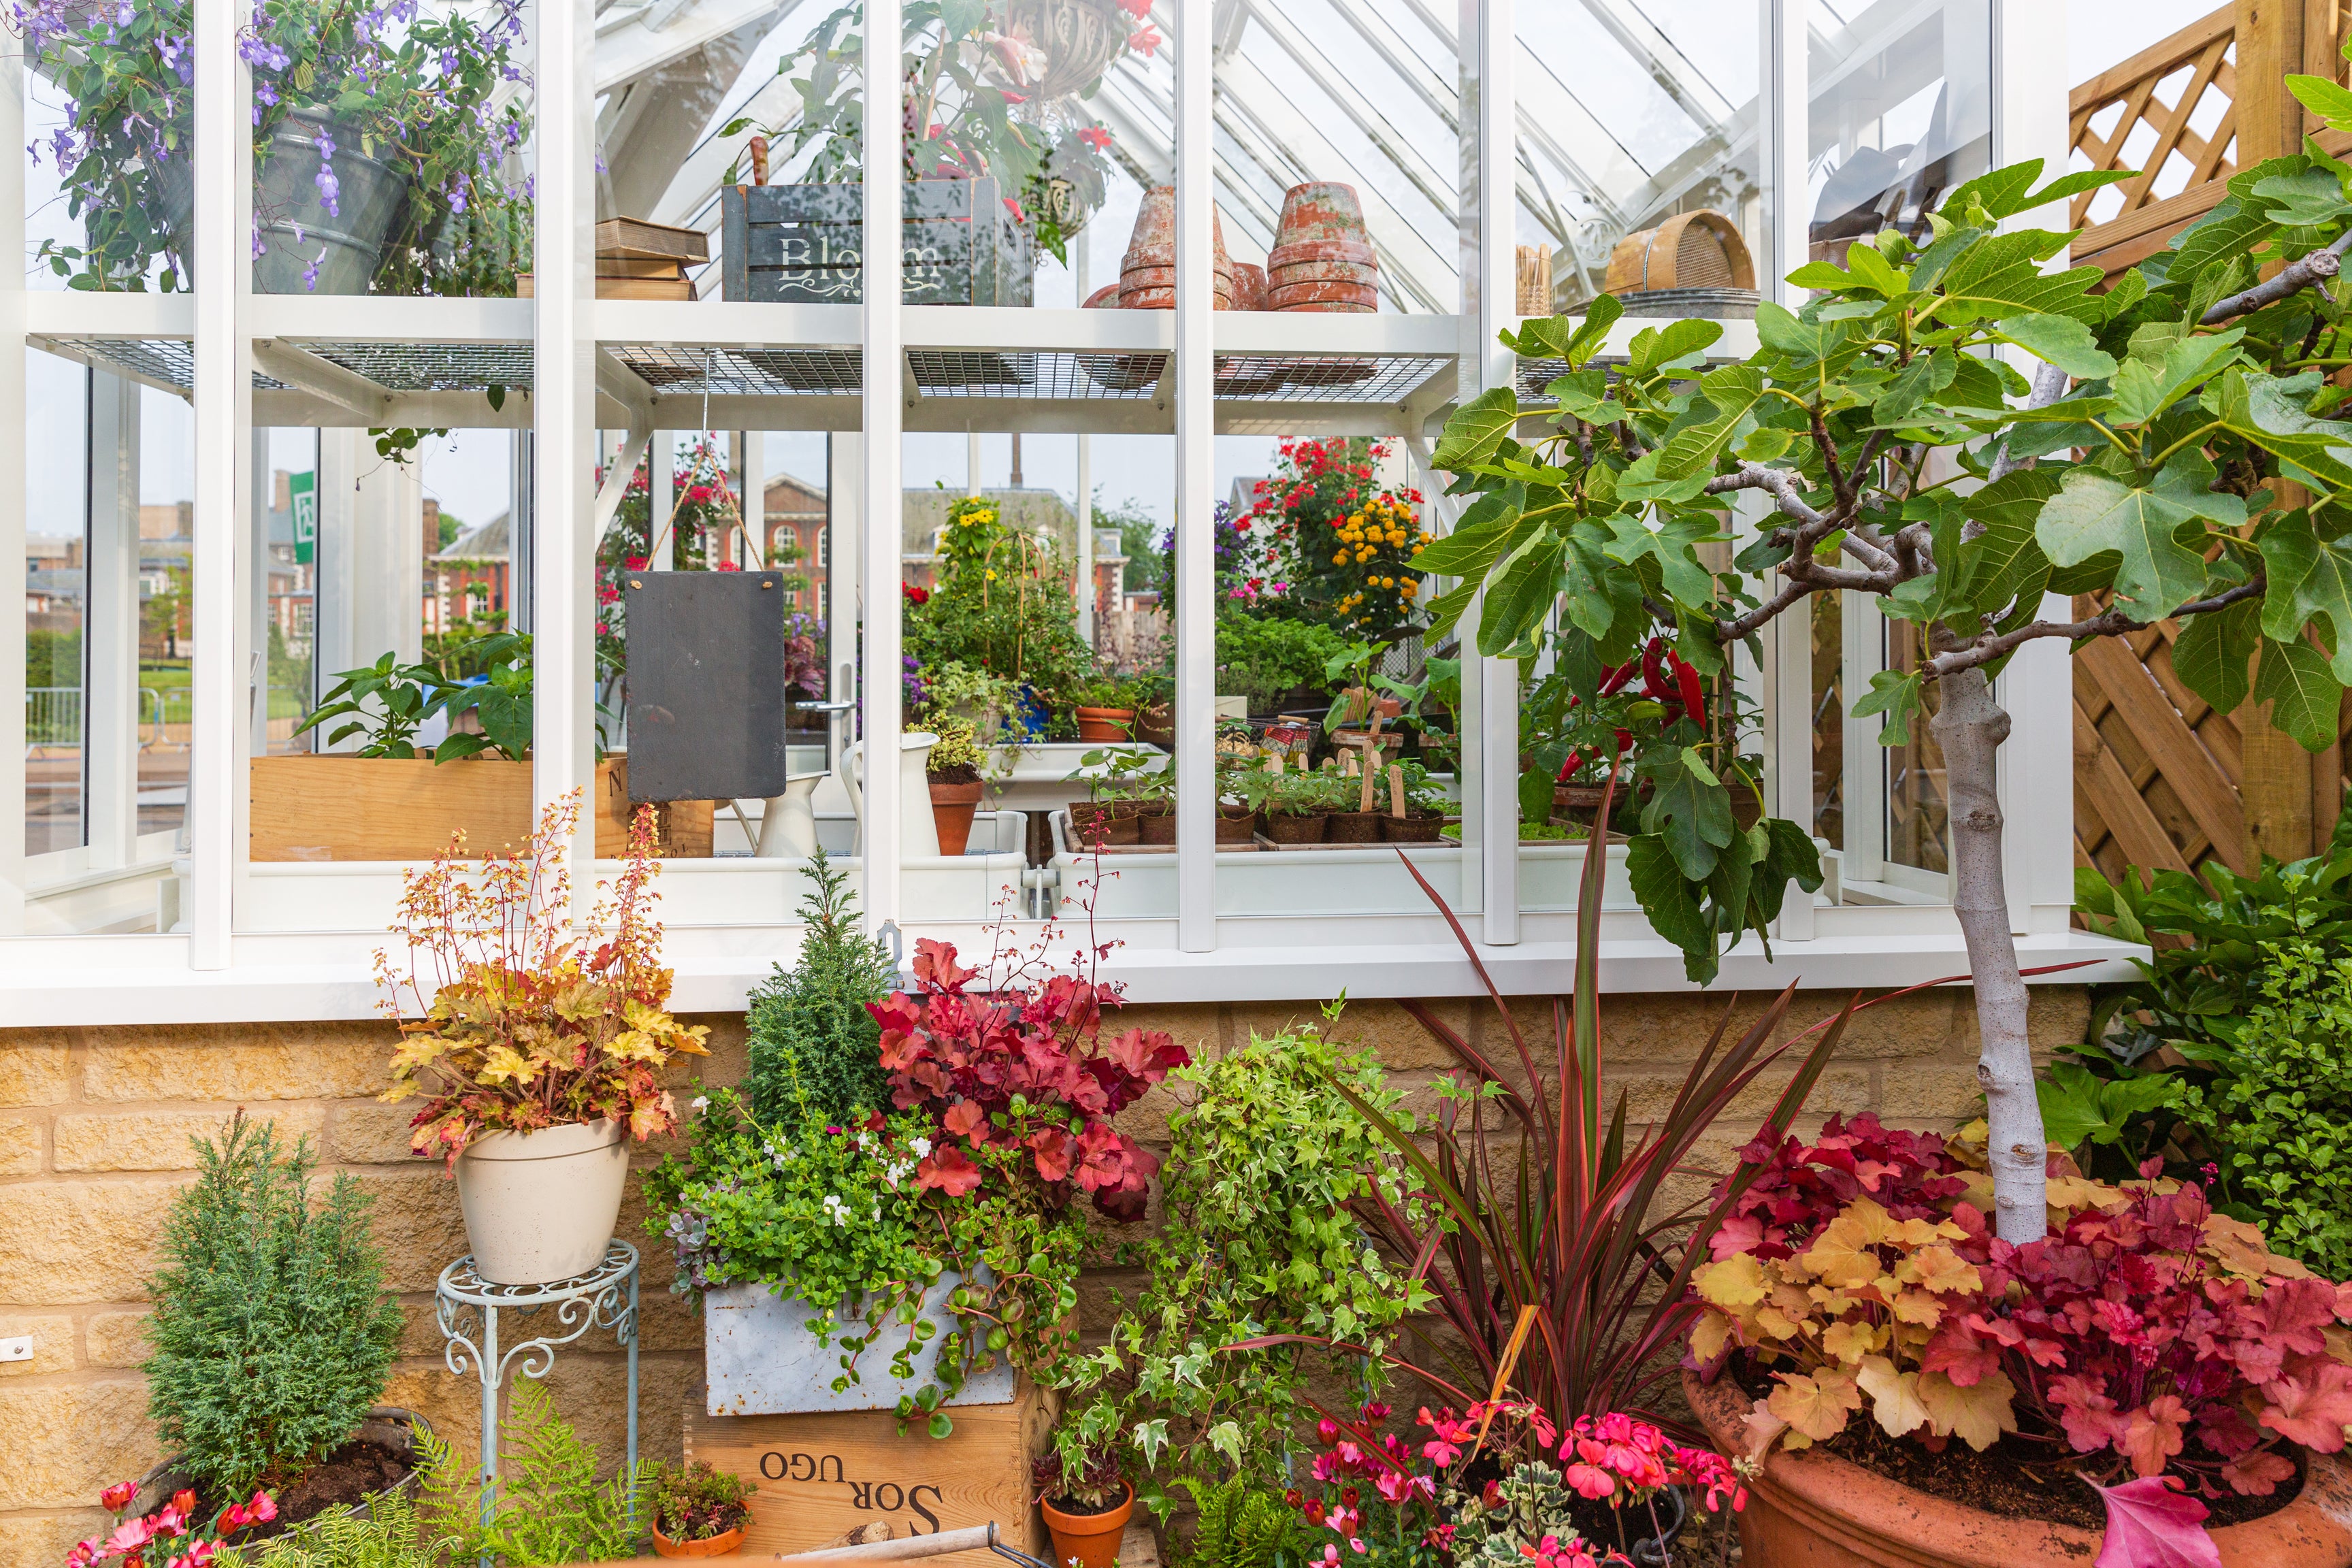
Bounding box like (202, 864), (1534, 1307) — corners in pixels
(1767, 1369), (1862, 1442)
(1894, 1243), (1981, 1295)
(2119, 1394), (2191, 1477)
(1821, 1320), (1880, 1365)
(1917, 1368), (2016, 1452)
(1856, 1355), (1930, 1438)
(916, 1144), (983, 1196)
(2220, 1449), (2296, 1495)
(1801, 1198), (1895, 1290)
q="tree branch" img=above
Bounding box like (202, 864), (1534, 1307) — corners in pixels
(1984, 361), (2072, 486)
(2201, 229), (2352, 325)
(1923, 575), (2267, 677)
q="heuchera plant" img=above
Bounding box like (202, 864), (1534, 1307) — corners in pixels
(67, 1481), (276, 1568)
(1690, 1115), (2352, 1561)
(377, 789), (710, 1161)
(871, 936), (1184, 1222)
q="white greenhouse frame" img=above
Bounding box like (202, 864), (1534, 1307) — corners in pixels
(0, 0), (2136, 1024)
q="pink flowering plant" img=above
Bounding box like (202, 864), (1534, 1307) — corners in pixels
(1286, 1401), (1744, 1568)
(67, 1481), (276, 1568)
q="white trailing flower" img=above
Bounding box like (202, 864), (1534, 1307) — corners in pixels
(821, 1194), (851, 1227)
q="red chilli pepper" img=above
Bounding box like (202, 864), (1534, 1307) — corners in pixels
(1673, 657), (1707, 730)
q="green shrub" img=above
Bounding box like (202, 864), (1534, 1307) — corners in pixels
(1177, 1475), (1313, 1568)
(742, 851), (898, 1131)
(144, 1112), (402, 1499)
(1214, 615), (1347, 713)
(414, 1379), (647, 1565)
(2171, 940), (2352, 1277)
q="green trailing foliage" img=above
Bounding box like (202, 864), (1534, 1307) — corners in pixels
(144, 1111), (402, 1501)
(1051, 1017), (1428, 1501)
(742, 850), (898, 1131)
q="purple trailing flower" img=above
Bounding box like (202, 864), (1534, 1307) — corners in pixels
(311, 127), (340, 216)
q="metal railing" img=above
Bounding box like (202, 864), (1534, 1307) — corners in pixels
(26, 687), (191, 752)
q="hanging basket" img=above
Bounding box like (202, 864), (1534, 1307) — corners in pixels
(1002, 0), (1134, 102)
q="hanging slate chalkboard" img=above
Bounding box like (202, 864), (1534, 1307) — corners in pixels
(621, 570), (791, 804)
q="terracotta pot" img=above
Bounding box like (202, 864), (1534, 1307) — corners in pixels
(1268, 279), (1377, 312)
(1079, 284), (1160, 391)
(1119, 186), (1232, 308)
(1081, 282), (1120, 308)
(929, 777), (983, 857)
(1069, 800), (1139, 847)
(1042, 1482), (1134, 1568)
(1073, 706), (1136, 742)
(1231, 261), (1268, 310)
(1137, 806), (1176, 844)
(1326, 809), (1382, 842)
(1267, 182), (1377, 311)
(1136, 702), (1175, 749)
(1215, 804), (1254, 843)
(1260, 811), (1328, 844)
(1684, 1369), (2352, 1567)
(653, 1523), (747, 1559)
(1380, 811), (1447, 843)
(1269, 182), (1374, 258)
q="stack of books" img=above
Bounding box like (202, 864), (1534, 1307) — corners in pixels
(517, 216), (710, 299)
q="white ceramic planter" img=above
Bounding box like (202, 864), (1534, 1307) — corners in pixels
(455, 1117), (630, 1285)
(704, 1273), (1016, 1417)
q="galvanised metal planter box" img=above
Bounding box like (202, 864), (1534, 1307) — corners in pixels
(702, 1275), (1015, 1418)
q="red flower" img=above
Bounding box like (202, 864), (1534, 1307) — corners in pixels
(904, 583), (930, 605)
(101, 1483), (135, 1514)
(624, 555), (648, 570)
(1127, 22), (1161, 56)
(1079, 125), (1113, 152)
(715, 560), (742, 572)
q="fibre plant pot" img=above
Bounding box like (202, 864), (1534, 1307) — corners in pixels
(1261, 811), (1328, 845)
(1041, 1480), (1134, 1568)
(1684, 1369), (2352, 1567)
(653, 1522), (746, 1558)
(1326, 809), (1382, 842)
(1073, 706), (1137, 742)
(454, 1117), (629, 1286)
(929, 777), (984, 856)
(1069, 800), (1139, 847)
(1380, 811), (1447, 843)
(1215, 804), (1254, 844)
(1137, 805), (1176, 845)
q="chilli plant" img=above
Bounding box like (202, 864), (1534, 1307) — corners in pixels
(1426, 142), (2352, 1241)
(1239, 787), (1859, 1433)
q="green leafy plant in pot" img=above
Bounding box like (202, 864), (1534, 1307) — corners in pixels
(928, 717), (989, 857)
(1034, 1441), (1132, 1568)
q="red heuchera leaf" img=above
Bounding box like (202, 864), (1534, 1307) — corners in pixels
(2258, 1362), (2352, 1450)
(2221, 1449), (2296, 1494)
(1028, 1128), (1074, 1183)
(943, 1099), (988, 1140)
(2118, 1396), (2191, 1478)
(2084, 1475), (2219, 1568)
(916, 1144), (983, 1196)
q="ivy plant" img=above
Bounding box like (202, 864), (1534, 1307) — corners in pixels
(1424, 141), (2352, 1239)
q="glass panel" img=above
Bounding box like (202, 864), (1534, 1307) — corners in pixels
(24, 351), (88, 857)
(262, 430), (320, 755)
(1810, 591), (1845, 853)
(1809, 0), (1993, 267)
(1521, 0), (1764, 316)
(250, 0), (533, 296)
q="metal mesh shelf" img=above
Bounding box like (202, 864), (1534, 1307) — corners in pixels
(300, 342), (534, 391)
(43, 338), (295, 393)
(610, 344), (862, 396)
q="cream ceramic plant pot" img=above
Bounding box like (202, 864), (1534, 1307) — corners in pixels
(455, 1118), (630, 1285)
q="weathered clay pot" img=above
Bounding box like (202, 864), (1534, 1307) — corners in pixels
(1042, 1481), (1134, 1568)
(653, 1522), (747, 1558)
(1267, 182), (1377, 311)
(928, 777), (983, 856)
(1119, 185), (1233, 308)
(1231, 261), (1268, 310)
(1684, 1370), (2352, 1567)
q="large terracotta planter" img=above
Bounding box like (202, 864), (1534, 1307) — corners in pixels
(653, 1522), (746, 1558)
(455, 1119), (628, 1285)
(1684, 1370), (2352, 1567)
(1041, 1481), (1133, 1568)
(929, 777), (984, 856)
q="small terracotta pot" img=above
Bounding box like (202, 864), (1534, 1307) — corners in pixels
(653, 1522), (747, 1559)
(1380, 811), (1447, 843)
(1041, 1482), (1134, 1568)
(1684, 1369), (2352, 1567)
(1326, 810), (1382, 842)
(1074, 706), (1137, 742)
(1231, 261), (1268, 311)
(1215, 804), (1254, 844)
(929, 778), (983, 857)
(1261, 811), (1328, 844)
(1069, 800), (1139, 847)
(1137, 806), (1176, 845)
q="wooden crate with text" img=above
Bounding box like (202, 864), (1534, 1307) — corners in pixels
(683, 1383), (1054, 1563)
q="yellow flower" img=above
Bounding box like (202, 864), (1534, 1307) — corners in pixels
(985, 568), (998, 580)
(1401, 580), (1418, 598)
(1411, 542), (1424, 554)
(1333, 551), (1348, 565)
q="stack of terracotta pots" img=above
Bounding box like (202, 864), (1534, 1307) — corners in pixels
(1265, 182), (1377, 312)
(1118, 186), (1234, 309)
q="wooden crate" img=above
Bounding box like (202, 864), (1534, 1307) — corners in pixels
(248, 755), (712, 861)
(684, 1383), (1055, 1563)
(720, 178), (1031, 306)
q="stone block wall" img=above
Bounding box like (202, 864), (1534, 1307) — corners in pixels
(0, 985), (2087, 1564)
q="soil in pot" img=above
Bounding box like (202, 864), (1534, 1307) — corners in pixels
(1261, 811), (1328, 844)
(1073, 706), (1137, 742)
(1326, 809), (1382, 842)
(1137, 806), (1176, 845)
(1563, 1482), (1686, 1567)
(164, 1433), (419, 1542)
